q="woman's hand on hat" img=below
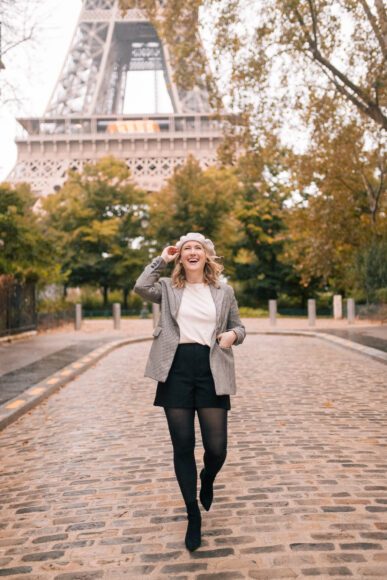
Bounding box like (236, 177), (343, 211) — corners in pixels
(161, 245), (179, 263)
(216, 330), (237, 349)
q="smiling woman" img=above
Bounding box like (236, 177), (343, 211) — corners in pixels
(134, 231), (246, 552)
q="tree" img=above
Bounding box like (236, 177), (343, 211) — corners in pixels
(0, 0), (42, 105)
(0, 181), (59, 283)
(119, 0), (386, 132)
(283, 121), (386, 293)
(146, 155), (242, 273)
(230, 146), (303, 306)
(353, 237), (387, 303)
(42, 157), (147, 307)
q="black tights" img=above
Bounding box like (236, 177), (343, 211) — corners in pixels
(163, 407), (228, 506)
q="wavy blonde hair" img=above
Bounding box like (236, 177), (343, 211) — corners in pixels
(171, 248), (224, 288)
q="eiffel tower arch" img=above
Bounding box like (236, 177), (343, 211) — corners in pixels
(8, 0), (226, 195)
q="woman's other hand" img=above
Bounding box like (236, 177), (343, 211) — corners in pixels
(161, 245), (179, 263)
(216, 330), (237, 349)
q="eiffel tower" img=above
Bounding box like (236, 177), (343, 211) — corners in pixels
(8, 0), (225, 195)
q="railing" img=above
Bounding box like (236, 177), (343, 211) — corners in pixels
(37, 309), (75, 331)
(0, 276), (37, 337)
(16, 114), (228, 138)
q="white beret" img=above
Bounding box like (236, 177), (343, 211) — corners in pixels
(175, 232), (216, 256)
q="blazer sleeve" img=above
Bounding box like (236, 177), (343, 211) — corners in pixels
(226, 286), (246, 346)
(133, 256), (167, 304)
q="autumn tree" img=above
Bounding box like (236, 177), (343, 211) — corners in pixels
(119, 0), (386, 132)
(42, 157), (147, 307)
(284, 121), (386, 294)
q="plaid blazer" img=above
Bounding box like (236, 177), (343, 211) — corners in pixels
(133, 256), (246, 395)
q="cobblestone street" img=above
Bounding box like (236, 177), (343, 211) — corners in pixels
(0, 335), (386, 579)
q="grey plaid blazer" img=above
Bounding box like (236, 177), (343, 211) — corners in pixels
(133, 256), (246, 395)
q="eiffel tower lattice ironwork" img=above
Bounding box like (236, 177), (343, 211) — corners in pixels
(8, 0), (226, 195)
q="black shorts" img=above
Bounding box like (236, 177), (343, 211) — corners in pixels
(153, 343), (231, 410)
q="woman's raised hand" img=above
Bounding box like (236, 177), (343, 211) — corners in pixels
(161, 245), (179, 263)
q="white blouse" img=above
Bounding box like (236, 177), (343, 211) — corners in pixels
(177, 283), (217, 346)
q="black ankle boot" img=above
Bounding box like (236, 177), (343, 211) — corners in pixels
(199, 468), (214, 511)
(185, 500), (201, 551)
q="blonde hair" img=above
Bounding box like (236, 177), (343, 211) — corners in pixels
(171, 249), (224, 288)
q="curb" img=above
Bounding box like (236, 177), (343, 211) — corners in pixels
(248, 330), (387, 365)
(0, 330), (38, 344)
(1, 329), (385, 432)
(0, 335), (152, 432)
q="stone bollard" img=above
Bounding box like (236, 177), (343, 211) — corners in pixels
(269, 300), (277, 327)
(140, 302), (149, 319)
(347, 298), (355, 324)
(308, 299), (316, 327)
(152, 303), (160, 328)
(113, 303), (121, 330)
(333, 294), (343, 320)
(75, 303), (82, 331)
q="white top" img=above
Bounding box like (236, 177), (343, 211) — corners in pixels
(177, 283), (217, 346)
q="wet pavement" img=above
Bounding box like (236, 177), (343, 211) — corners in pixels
(315, 327), (387, 353)
(0, 339), (113, 406)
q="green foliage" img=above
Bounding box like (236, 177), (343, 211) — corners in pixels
(238, 306), (268, 318)
(42, 157), (148, 303)
(0, 182), (60, 283)
(231, 148), (302, 305)
(147, 155), (242, 268)
(353, 237), (387, 302)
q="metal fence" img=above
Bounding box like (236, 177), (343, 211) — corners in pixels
(37, 309), (75, 331)
(0, 276), (37, 337)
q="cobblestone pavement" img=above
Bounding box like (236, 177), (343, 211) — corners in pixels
(0, 335), (386, 579)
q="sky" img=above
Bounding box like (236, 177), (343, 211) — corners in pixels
(0, 0), (174, 181)
(0, 0), (83, 179)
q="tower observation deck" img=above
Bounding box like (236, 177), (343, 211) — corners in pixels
(8, 0), (226, 195)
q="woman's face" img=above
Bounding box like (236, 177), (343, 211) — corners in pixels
(180, 241), (207, 274)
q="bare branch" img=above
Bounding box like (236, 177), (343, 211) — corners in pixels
(307, 0), (318, 47)
(293, 6), (387, 130)
(359, 0), (387, 58)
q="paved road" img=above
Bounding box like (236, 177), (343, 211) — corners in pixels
(1, 319), (385, 408)
(0, 335), (386, 578)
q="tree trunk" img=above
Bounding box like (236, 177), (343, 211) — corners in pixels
(103, 286), (109, 308)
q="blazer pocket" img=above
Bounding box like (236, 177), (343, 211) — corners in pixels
(152, 326), (162, 337)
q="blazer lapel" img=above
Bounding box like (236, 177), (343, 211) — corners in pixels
(210, 284), (225, 329)
(170, 286), (184, 320)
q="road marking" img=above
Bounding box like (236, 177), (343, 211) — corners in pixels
(46, 378), (60, 385)
(28, 387), (46, 395)
(5, 399), (25, 409)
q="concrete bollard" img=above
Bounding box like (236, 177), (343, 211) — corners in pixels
(140, 302), (149, 319)
(75, 303), (82, 330)
(333, 294), (343, 320)
(347, 298), (355, 324)
(269, 300), (277, 326)
(113, 303), (121, 330)
(152, 303), (160, 328)
(308, 299), (316, 326)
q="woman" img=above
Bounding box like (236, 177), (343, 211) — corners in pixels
(134, 232), (246, 551)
